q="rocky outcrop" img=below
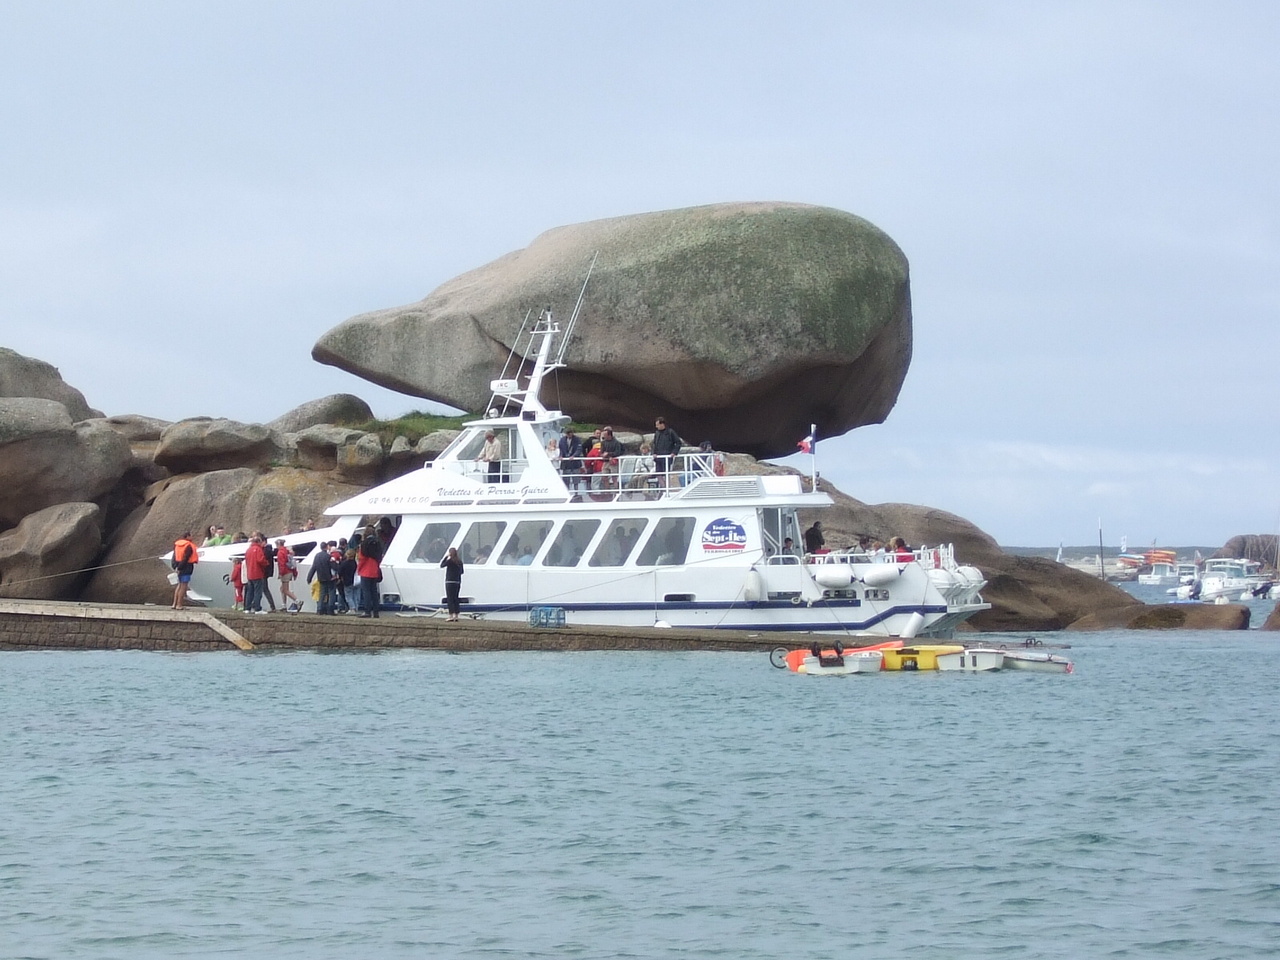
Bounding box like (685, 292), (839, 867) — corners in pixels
(269, 394), (374, 434)
(1214, 534), (1279, 568)
(0, 502), (103, 600)
(314, 202), (912, 459)
(0, 348), (101, 421)
(92, 414), (172, 442)
(81, 467), (366, 605)
(789, 477), (1140, 632)
(153, 418), (282, 473)
(1263, 604), (1280, 631)
(0, 399), (134, 527)
(1067, 602), (1250, 631)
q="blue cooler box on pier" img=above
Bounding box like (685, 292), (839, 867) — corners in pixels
(528, 606), (567, 628)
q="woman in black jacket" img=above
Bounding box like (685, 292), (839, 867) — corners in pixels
(440, 547), (464, 622)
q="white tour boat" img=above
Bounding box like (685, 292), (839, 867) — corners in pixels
(181, 301), (990, 636)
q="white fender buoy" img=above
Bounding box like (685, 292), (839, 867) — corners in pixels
(654, 619), (673, 628)
(900, 611), (926, 639)
(743, 569), (766, 602)
(814, 566), (853, 589)
(861, 564), (901, 587)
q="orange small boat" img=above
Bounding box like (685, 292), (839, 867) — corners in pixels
(773, 639), (904, 672)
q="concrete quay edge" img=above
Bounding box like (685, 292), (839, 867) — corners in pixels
(0, 599), (790, 654)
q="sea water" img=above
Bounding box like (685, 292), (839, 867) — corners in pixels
(2, 632), (1278, 959)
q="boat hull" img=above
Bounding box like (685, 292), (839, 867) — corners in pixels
(798, 651), (884, 675)
(784, 640), (902, 673)
(880, 644), (965, 671)
(936, 648), (1005, 671)
(1002, 651), (1073, 673)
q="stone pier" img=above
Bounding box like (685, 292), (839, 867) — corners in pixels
(0, 600), (785, 654)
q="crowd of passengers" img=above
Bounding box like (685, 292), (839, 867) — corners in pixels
(197, 515), (400, 615)
(478, 416), (725, 494)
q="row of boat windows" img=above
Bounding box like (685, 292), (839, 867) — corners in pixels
(405, 517), (699, 569)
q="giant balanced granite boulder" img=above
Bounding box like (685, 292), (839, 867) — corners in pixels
(314, 202), (912, 459)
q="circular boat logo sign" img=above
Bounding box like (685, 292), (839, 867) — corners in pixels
(702, 518), (747, 552)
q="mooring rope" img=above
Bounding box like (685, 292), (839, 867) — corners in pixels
(1, 554), (158, 588)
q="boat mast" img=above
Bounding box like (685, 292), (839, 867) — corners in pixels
(487, 252), (598, 418)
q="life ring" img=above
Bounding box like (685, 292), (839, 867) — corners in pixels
(769, 647), (789, 669)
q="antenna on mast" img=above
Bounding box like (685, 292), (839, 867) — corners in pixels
(552, 251), (599, 369)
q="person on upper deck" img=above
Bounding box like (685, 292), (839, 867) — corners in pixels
(598, 427), (623, 489)
(889, 536), (913, 563)
(803, 521), (825, 554)
(479, 430), (503, 484)
(558, 427), (585, 492)
(651, 417), (684, 489)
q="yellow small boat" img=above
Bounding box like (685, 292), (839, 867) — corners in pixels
(879, 644), (965, 671)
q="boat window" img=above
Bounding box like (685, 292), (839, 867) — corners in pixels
(407, 522), (461, 563)
(450, 429), (490, 462)
(635, 517), (695, 567)
(459, 520), (507, 565)
(544, 519), (600, 567)
(588, 519), (650, 567)
(496, 520), (554, 565)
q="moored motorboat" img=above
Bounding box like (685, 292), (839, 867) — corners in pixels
(776, 639), (902, 672)
(1002, 650), (1074, 673)
(1171, 558), (1269, 602)
(879, 644), (965, 671)
(936, 647), (1005, 672)
(799, 650), (884, 675)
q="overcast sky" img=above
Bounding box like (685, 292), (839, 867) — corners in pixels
(2, 1), (1276, 547)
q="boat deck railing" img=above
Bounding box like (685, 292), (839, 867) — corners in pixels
(805, 545), (961, 569)
(432, 451), (727, 506)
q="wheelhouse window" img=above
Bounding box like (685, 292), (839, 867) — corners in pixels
(460, 521), (507, 564)
(407, 522), (461, 563)
(588, 519), (650, 567)
(496, 520), (554, 565)
(636, 517), (695, 566)
(544, 519), (600, 567)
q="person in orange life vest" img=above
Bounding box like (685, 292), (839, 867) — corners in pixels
(275, 539), (300, 612)
(242, 535), (271, 613)
(171, 532), (199, 609)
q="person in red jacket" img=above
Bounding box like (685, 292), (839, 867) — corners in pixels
(230, 554), (244, 611)
(171, 532), (199, 609)
(242, 535), (270, 613)
(356, 538), (383, 618)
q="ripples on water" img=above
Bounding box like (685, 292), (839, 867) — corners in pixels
(3, 631), (1279, 959)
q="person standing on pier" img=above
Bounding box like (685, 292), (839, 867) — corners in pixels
(440, 547), (464, 622)
(171, 532), (199, 609)
(307, 543), (337, 615)
(242, 535), (269, 613)
(357, 537), (383, 619)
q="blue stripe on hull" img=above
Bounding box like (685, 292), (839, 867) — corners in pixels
(389, 599), (950, 633)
